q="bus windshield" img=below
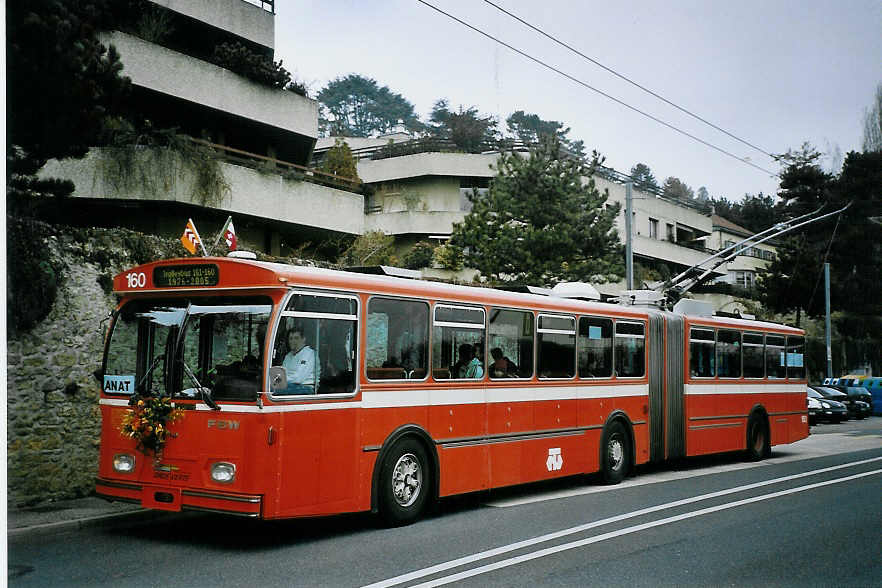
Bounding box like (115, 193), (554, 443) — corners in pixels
(103, 296), (272, 401)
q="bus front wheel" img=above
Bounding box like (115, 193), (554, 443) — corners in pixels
(378, 438), (430, 526)
(600, 421), (630, 484)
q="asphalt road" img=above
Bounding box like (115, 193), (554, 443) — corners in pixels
(9, 418), (882, 587)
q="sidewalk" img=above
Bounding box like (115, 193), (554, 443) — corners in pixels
(7, 495), (164, 540)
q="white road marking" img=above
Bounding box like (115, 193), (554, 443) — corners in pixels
(362, 457), (882, 588)
(409, 469), (882, 587)
(484, 433), (882, 507)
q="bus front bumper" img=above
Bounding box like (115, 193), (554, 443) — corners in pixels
(95, 477), (263, 518)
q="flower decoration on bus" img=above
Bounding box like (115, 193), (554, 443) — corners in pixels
(119, 395), (184, 456)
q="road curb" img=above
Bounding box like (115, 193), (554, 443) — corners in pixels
(7, 508), (174, 541)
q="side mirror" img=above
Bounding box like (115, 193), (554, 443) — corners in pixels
(269, 366), (288, 391)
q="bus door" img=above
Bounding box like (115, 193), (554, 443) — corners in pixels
(487, 308), (536, 487)
(270, 292), (360, 516)
(431, 304), (489, 495)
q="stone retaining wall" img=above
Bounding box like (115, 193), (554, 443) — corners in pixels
(5, 223), (172, 506)
(5, 219), (326, 506)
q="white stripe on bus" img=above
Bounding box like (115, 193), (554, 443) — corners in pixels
(685, 383), (805, 395)
(99, 384), (649, 413)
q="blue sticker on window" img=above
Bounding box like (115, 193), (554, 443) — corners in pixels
(589, 326), (602, 340)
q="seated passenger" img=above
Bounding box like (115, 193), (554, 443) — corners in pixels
(490, 347), (518, 378)
(463, 343), (484, 379)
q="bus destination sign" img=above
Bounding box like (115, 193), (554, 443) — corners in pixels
(154, 264), (219, 287)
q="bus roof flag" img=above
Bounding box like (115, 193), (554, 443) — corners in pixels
(224, 218), (237, 251)
(181, 218), (205, 256)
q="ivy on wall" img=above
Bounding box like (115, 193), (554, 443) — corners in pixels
(97, 126), (231, 208)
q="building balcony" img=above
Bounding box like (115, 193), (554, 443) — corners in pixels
(631, 235), (722, 275)
(103, 31), (317, 146)
(39, 145), (365, 236)
(357, 151), (499, 184)
(147, 0), (274, 51)
(364, 210), (466, 236)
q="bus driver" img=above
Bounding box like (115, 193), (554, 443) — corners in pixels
(282, 326), (320, 394)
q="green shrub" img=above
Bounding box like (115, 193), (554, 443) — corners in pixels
(7, 217), (62, 334)
(403, 241), (436, 269)
(434, 243), (464, 271)
(212, 42), (291, 89)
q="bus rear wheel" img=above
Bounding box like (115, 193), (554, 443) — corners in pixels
(745, 414), (770, 461)
(378, 438), (430, 526)
(600, 421), (630, 484)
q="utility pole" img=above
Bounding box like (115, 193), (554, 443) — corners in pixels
(824, 262), (832, 379)
(625, 181), (633, 290)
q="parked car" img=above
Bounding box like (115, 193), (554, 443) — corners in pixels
(828, 385), (872, 419)
(825, 376), (882, 415)
(812, 386), (860, 420)
(807, 387), (848, 423)
(806, 394), (822, 425)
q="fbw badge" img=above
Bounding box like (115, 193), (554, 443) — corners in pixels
(546, 447), (563, 471)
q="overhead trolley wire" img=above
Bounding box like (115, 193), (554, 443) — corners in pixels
(415, 0), (780, 178)
(482, 0), (775, 160)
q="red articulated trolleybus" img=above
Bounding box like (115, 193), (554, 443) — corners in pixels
(95, 256), (809, 525)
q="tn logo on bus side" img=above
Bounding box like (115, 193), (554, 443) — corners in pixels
(546, 448), (563, 471)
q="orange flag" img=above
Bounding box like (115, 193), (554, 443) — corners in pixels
(180, 218), (204, 255)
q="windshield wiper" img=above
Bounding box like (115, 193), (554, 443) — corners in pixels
(182, 361), (220, 410)
(134, 355), (164, 397)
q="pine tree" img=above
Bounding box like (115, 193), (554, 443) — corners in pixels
(320, 139), (361, 184)
(450, 138), (623, 284)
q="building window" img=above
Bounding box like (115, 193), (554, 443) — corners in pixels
(735, 271), (754, 288)
(666, 223), (675, 242)
(649, 218), (659, 239)
(460, 177), (489, 213)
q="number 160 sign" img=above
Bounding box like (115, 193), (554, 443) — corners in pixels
(126, 272), (147, 288)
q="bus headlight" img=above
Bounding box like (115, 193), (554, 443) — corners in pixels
(210, 462), (236, 484)
(113, 453), (136, 473)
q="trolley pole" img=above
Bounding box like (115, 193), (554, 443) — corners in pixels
(824, 262), (832, 379)
(625, 181), (634, 290)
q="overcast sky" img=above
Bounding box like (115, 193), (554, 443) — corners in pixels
(274, 0), (882, 201)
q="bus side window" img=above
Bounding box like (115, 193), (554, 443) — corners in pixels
(433, 305), (486, 380)
(786, 336), (805, 380)
(615, 321), (645, 378)
(578, 316), (613, 379)
(538, 314), (575, 379)
(488, 308), (533, 379)
(766, 335), (786, 379)
(743, 332), (765, 378)
(366, 298), (428, 381)
(689, 328), (715, 378)
(716, 329), (742, 378)
(274, 293), (359, 395)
